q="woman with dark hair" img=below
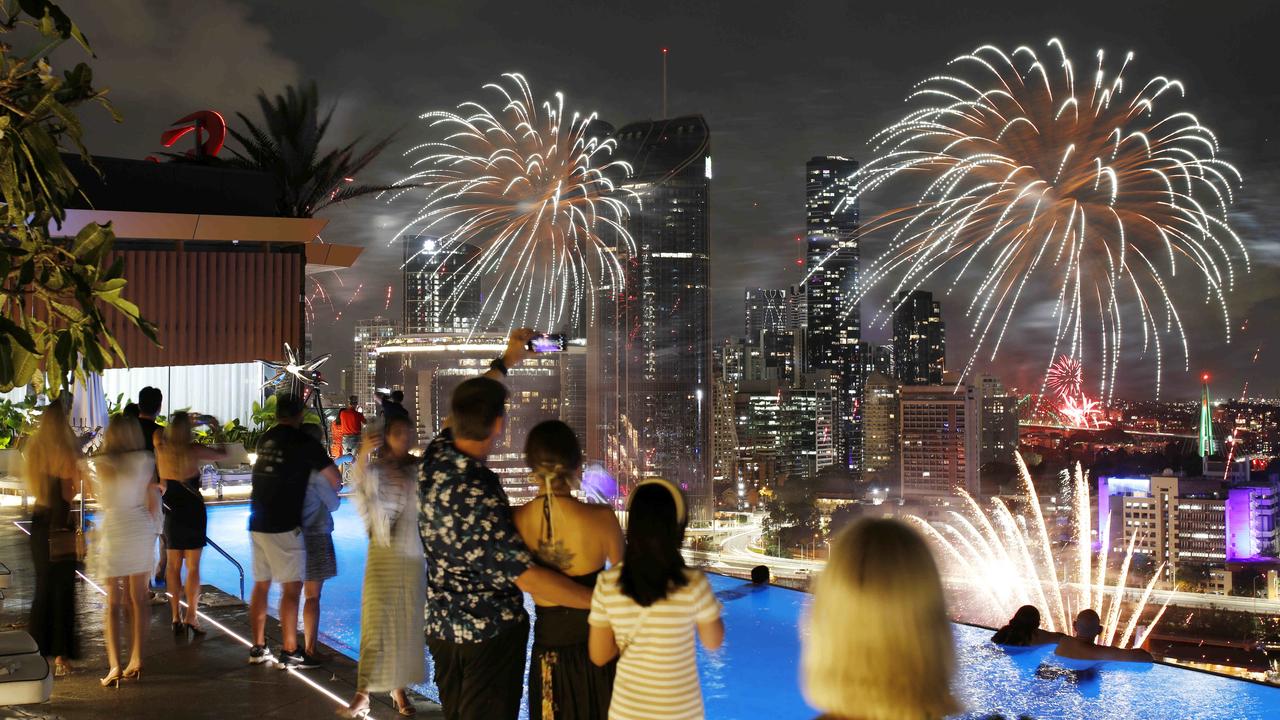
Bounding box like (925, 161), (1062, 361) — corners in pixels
(587, 478), (724, 720)
(338, 416), (425, 718)
(512, 420), (623, 720)
(992, 605), (1066, 647)
(155, 412), (224, 636)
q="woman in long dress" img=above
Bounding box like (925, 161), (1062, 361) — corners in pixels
(92, 415), (162, 686)
(154, 412), (224, 636)
(338, 416), (424, 718)
(513, 420), (623, 720)
(24, 400), (84, 677)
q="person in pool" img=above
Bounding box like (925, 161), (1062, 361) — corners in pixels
(1051, 609), (1154, 666)
(991, 605), (1067, 647)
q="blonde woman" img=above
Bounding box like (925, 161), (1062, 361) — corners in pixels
(338, 416), (424, 718)
(23, 400), (84, 677)
(802, 518), (959, 720)
(155, 412), (224, 636)
(93, 415), (162, 686)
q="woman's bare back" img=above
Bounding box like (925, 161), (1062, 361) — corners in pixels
(513, 495), (623, 606)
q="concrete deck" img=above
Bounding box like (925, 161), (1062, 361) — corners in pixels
(0, 508), (442, 720)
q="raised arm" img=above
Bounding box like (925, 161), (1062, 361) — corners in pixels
(483, 329), (536, 380)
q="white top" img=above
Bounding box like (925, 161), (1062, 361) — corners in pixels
(588, 566), (722, 720)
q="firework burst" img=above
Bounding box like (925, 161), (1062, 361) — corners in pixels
(388, 73), (637, 333)
(838, 39), (1247, 398)
(1046, 354), (1084, 399)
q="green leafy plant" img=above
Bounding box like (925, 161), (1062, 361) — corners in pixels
(0, 395), (35, 448)
(227, 82), (405, 217)
(0, 1), (157, 396)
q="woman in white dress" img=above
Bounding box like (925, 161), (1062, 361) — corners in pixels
(338, 416), (425, 718)
(93, 415), (162, 687)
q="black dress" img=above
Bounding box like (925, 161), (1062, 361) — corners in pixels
(529, 569), (615, 720)
(162, 475), (207, 550)
(28, 480), (79, 659)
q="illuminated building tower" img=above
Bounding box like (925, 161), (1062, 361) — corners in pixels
(862, 372), (900, 480)
(1199, 373), (1217, 458)
(353, 317), (397, 412)
(805, 156), (860, 471)
(899, 385), (975, 497)
(745, 288), (792, 338)
(893, 290), (946, 385)
(611, 116), (713, 524)
(402, 234), (482, 334)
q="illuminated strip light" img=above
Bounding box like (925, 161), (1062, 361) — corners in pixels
(378, 343), (509, 355)
(11, 521), (348, 709)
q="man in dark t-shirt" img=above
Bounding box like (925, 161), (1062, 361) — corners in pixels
(137, 386), (163, 453)
(246, 394), (338, 668)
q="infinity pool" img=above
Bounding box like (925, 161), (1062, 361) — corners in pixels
(203, 500), (1280, 719)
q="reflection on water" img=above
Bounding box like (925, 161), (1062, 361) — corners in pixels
(204, 501), (1280, 720)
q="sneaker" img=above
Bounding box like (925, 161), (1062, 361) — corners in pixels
(278, 649), (321, 669)
(248, 645), (275, 665)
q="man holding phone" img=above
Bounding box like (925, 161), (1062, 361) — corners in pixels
(418, 328), (591, 719)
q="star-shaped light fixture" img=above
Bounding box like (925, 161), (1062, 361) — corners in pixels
(258, 342), (330, 391)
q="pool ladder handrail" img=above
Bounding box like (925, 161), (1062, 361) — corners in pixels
(203, 535), (245, 601)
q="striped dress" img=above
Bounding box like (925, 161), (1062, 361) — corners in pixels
(587, 567), (722, 720)
(354, 459), (425, 692)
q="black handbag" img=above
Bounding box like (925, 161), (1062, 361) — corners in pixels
(48, 526), (86, 563)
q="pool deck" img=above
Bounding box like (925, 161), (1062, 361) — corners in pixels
(0, 507), (442, 720)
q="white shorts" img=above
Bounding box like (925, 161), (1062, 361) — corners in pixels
(251, 529), (305, 584)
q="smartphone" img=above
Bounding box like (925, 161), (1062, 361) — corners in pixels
(526, 333), (566, 353)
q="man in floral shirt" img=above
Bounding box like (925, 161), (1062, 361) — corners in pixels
(420, 329), (593, 720)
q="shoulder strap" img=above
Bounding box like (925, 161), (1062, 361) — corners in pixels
(617, 604), (653, 655)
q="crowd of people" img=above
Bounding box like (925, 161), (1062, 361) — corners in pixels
(16, 328), (1162, 719)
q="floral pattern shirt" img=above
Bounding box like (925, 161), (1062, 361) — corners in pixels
(418, 428), (533, 644)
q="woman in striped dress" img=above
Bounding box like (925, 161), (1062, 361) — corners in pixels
(587, 478), (724, 720)
(338, 416), (424, 718)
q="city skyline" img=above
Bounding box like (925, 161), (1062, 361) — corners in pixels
(66, 0), (1280, 399)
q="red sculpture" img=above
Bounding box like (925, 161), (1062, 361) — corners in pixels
(157, 110), (227, 158)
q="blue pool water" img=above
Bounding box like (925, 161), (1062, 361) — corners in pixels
(203, 500), (1280, 719)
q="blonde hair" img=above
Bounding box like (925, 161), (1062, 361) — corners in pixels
(155, 412), (193, 480)
(802, 518), (959, 720)
(102, 415), (145, 455)
(23, 400), (81, 506)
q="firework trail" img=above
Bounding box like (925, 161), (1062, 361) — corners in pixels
(388, 73), (638, 333)
(829, 39), (1247, 398)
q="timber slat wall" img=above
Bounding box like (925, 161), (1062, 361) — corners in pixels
(104, 247), (304, 369)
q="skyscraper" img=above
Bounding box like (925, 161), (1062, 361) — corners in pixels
(805, 156), (860, 471)
(862, 372), (900, 480)
(402, 234), (482, 334)
(969, 374), (1019, 468)
(893, 290), (946, 385)
(353, 317), (397, 411)
(899, 385), (975, 497)
(610, 116), (713, 524)
(745, 287), (792, 339)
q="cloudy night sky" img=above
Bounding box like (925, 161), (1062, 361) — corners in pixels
(63, 0), (1279, 400)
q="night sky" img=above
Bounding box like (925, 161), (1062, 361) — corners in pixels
(64, 0), (1279, 400)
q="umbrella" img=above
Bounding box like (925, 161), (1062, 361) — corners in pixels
(70, 371), (109, 440)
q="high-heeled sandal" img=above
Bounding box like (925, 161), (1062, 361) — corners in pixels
(122, 666), (143, 681)
(391, 692), (417, 717)
(53, 659), (73, 677)
(334, 699), (371, 719)
(172, 621), (185, 635)
(100, 668), (122, 689)
(184, 622), (207, 638)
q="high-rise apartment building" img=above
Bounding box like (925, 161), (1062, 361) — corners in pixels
(899, 385), (975, 497)
(805, 156), (860, 471)
(893, 290), (946, 385)
(711, 340), (741, 506)
(863, 372), (900, 480)
(608, 116), (713, 524)
(402, 235), (482, 334)
(969, 374), (1019, 467)
(353, 317), (397, 412)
